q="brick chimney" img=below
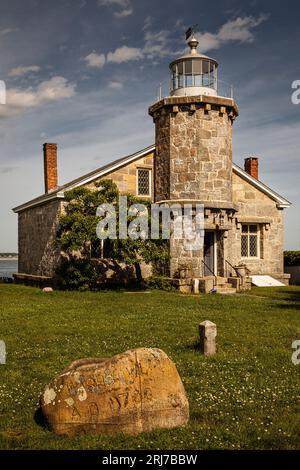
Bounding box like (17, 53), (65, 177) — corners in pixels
(244, 157), (258, 179)
(43, 143), (58, 193)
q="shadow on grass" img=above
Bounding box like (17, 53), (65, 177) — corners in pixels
(253, 287), (300, 310)
(268, 288), (300, 311)
(278, 289), (300, 302)
(34, 407), (47, 430)
(275, 303), (300, 311)
(184, 339), (203, 353)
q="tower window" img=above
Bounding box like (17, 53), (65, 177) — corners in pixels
(137, 168), (151, 196)
(241, 224), (259, 258)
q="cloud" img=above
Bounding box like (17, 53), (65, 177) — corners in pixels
(143, 16), (153, 31)
(107, 45), (144, 63)
(198, 15), (268, 52)
(84, 52), (106, 68)
(114, 8), (132, 18)
(83, 46), (143, 68)
(143, 30), (174, 59)
(97, 0), (133, 18)
(108, 81), (123, 89)
(0, 76), (76, 118)
(8, 65), (41, 77)
(105, 31), (173, 65)
(82, 15), (267, 72)
(0, 27), (18, 36)
(141, 15), (267, 62)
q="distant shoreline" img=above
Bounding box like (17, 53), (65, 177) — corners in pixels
(0, 257), (18, 261)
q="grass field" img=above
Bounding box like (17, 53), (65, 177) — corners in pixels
(0, 284), (299, 450)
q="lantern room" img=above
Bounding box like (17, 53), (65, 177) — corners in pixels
(169, 35), (218, 97)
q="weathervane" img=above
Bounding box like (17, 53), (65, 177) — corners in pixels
(185, 24), (198, 41)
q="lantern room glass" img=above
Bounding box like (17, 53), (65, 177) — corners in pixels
(170, 58), (217, 93)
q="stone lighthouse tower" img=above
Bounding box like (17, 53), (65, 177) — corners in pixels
(149, 34), (239, 279)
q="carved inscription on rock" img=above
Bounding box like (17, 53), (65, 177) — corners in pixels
(40, 348), (189, 436)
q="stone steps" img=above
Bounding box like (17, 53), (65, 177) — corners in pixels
(215, 287), (237, 295)
(193, 276), (239, 294)
(215, 278), (237, 294)
(216, 282), (233, 288)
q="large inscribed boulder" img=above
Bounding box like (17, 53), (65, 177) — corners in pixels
(40, 348), (189, 436)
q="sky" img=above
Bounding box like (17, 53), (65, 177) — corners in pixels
(0, 0), (299, 251)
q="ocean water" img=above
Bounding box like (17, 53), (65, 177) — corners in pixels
(0, 259), (18, 278)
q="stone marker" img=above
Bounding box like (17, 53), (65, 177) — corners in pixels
(40, 347), (189, 436)
(192, 279), (200, 294)
(42, 287), (53, 292)
(199, 320), (217, 356)
(0, 340), (6, 365)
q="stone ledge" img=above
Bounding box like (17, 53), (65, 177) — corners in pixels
(14, 273), (52, 280)
(236, 216), (272, 224)
(14, 273), (53, 288)
(271, 273), (291, 286)
(149, 94), (239, 117)
(155, 199), (238, 211)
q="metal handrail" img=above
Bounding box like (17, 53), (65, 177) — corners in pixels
(155, 78), (234, 102)
(225, 259), (242, 278)
(201, 260), (217, 287)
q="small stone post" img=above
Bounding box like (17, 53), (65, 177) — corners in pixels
(192, 279), (200, 294)
(199, 320), (217, 356)
(0, 340), (6, 365)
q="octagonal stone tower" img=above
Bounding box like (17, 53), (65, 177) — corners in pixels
(149, 35), (239, 278)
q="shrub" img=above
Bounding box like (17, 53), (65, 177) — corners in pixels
(56, 258), (103, 291)
(284, 251), (300, 266)
(145, 276), (175, 292)
(55, 181), (169, 290)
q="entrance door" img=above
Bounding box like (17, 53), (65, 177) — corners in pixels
(204, 231), (215, 276)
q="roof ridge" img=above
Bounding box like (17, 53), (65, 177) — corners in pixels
(13, 144), (291, 212)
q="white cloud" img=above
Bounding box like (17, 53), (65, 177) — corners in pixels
(97, 0), (133, 18)
(108, 81), (123, 89)
(0, 27), (18, 36)
(0, 76), (76, 118)
(143, 30), (173, 59)
(107, 45), (144, 63)
(84, 52), (106, 68)
(8, 65), (41, 77)
(82, 15), (267, 72)
(142, 16), (153, 31)
(198, 15), (268, 52)
(139, 14), (268, 62)
(114, 8), (132, 18)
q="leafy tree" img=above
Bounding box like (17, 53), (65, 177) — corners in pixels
(55, 180), (169, 289)
(284, 251), (300, 267)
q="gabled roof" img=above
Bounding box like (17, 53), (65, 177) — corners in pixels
(13, 144), (291, 213)
(233, 164), (291, 209)
(13, 145), (155, 213)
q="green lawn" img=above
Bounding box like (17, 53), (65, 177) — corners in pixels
(0, 284), (299, 450)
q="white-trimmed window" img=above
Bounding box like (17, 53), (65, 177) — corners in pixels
(241, 224), (259, 258)
(137, 168), (151, 196)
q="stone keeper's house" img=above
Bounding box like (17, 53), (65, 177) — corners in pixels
(13, 36), (291, 291)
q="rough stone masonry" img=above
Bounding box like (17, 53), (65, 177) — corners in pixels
(149, 94), (238, 278)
